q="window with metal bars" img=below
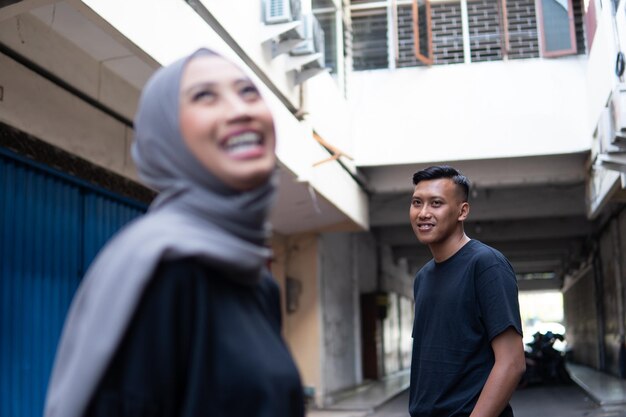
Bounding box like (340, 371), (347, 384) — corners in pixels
(316, 11), (339, 72)
(352, 7), (389, 70)
(349, 0), (585, 71)
(412, 0), (582, 63)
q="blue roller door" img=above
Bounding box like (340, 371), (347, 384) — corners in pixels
(0, 149), (146, 417)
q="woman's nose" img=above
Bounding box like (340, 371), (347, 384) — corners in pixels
(224, 95), (252, 120)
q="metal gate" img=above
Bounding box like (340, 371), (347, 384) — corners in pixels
(0, 148), (146, 417)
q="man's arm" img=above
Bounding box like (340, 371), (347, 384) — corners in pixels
(470, 327), (526, 417)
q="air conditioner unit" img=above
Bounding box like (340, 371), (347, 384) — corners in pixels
(263, 0), (301, 24)
(609, 83), (626, 147)
(596, 107), (622, 155)
(290, 14), (325, 67)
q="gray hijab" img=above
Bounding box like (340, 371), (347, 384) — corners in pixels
(44, 49), (276, 417)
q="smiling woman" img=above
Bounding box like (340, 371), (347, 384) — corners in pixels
(44, 49), (305, 417)
(179, 54), (276, 191)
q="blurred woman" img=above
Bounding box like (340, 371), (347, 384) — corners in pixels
(44, 49), (305, 417)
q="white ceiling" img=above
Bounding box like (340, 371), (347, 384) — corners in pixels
(29, 2), (156, 89)
(271, 163), (354, 234)
(1, 0), (359, 235)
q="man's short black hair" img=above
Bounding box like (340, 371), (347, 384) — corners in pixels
(412, 165), (470, 202)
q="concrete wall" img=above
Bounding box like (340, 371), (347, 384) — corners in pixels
(314, 231), (416, 397)
(0, 51), (137, 181)
(398, 295), (414, 370)
(598, 208), (626, 377)
(319, 232), (361, 395)
(270, 233), (323, 400)
(354, 231), (378, 294)
(383, 293), (401, 374)
(585, 0), (620, 131)
(380, 292), (414, 374)
(599, 223), (622, 376)
(271, 230), (416, 402)
(350, 57), (590, 166)
(354, 234), (414, 377)
(564, 206), (626, 375)
(379, 244), (417, 375)
(573, 0), (626, 376)
(563, 264), (601, 368)
(584, 0), (625, 218)
(380, 244), (414, 299)
(0, 11), (145, 121)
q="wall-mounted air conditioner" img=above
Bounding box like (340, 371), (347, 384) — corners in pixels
(596, 107), (622, 155)
(290, 14), (325, 67)
(609, 83), (626, 148)
(263, 0), (301, 24)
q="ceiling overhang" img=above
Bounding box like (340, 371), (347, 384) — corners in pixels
(364, 154), (593, 284)
(0, 0), (364, 235)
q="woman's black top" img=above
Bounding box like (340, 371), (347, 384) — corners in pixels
(85, 258), (305, 417)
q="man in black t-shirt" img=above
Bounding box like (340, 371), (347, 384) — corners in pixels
(408, 166), (525, 417)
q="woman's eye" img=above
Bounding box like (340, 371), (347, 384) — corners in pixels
(240, 85), (260, 100)
(192, 90), (216, 102)
(412, 200), (421, 207)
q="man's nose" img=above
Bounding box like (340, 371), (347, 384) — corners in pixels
(418, 205), (431, 218)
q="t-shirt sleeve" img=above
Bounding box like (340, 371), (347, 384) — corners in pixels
(475, 262), (523, 341)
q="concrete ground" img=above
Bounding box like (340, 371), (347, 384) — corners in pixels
(306, 364), (626, 417)
(360, 384), (626, 417)
(511, 384), (626, 417)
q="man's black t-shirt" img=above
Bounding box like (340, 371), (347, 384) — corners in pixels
(409, 240), (522, 417)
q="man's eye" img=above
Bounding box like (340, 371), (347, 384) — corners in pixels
(431, 201), (442, 207)
(412, 200), (422, 207)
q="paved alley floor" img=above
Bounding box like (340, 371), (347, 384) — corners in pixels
(308, 383), (626, 417)
(511, 384), (616, 417)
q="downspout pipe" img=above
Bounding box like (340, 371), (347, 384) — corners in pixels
(611, 222), (626, 377)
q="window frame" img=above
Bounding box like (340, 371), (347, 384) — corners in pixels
(498, 0), (510, 55)
(412, 0), (434, 65)
(583, 0), (597, 51)
(536, 0), (578, 57)
(350, 5), (391, 70)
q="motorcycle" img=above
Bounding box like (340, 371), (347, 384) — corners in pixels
(518, 331), (572, 388)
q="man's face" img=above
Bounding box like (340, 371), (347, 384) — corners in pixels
(409, 178), (468, 246)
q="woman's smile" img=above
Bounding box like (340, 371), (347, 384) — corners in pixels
(220, 130), (266, 159)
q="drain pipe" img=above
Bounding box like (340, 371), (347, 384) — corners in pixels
(612, 222), (626, 377)
(592, 247), (607, 372)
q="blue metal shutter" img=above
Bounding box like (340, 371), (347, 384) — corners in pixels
(0, 150), (145, 417)
(83, 193), (143, 267)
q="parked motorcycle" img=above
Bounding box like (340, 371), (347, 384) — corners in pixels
(518, 331), (572, 388)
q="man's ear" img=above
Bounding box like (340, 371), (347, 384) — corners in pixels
(458, 202), (470, 221)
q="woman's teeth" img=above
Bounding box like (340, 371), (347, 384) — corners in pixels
(223, 132), (263, 156)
